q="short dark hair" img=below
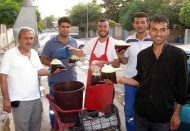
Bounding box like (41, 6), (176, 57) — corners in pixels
(134, 12), (149, 22)
(149, 15), (169, 28)
(58, 16), (72, 26)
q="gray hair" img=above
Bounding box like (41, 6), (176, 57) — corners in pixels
(17, 27), (35, 39)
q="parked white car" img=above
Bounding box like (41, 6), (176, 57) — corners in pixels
(37, 32), (85, 57)
(37, 32), (58, 56)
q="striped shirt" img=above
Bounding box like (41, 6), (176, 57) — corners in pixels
(123, 32), (152, 78)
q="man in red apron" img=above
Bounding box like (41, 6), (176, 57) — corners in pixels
(67, 18), (120, 111)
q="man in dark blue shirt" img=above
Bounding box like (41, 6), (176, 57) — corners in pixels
(40, 17), (78, 129)
(115, 15), (188, 131)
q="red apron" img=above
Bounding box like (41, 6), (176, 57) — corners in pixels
(84, 37), (114, 110)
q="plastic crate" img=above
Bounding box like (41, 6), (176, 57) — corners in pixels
(73, 104), (121, 131)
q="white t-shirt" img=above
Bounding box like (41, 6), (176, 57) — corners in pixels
(124, 33), (153, 78)
(82, 36), (118, 62)
(0, 47), (43, 101)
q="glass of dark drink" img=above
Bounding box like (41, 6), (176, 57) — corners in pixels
(101, 64), (117, 84)
(50, 59), (67, 74)
(68, 55), (79, 66)
(90, 65), (104, 86)
(115, 40), (130, 52)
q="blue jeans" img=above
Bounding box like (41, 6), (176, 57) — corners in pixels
(48, 82), (57, 128)
(124, 84), (136, 131)
(134, 113), (170, 131)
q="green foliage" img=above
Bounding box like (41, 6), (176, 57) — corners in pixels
(92, 0), (97, 3)
(0, 0), (20, 27)
(0, 0), (23, 6)
(109, 19), (116, 28)
(100, 0), (129, 23)
(119, 1), (146, 30)
(36, 9), (42, 33)
(36, 9), (41, 23)
(179, 0), (190, 28)
(67, 2), (102, 31)
(119, 0), (184, 30)
(0, 0), (42, 32)
(158, 0), (182, 28)
(37, 23), (42, 33)
(12, 0), (23, 6)
(45, 15), (54, 28)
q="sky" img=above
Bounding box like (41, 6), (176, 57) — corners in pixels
(34, 0), (102, 19)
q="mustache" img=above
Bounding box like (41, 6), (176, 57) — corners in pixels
(26, 43), (32, 46)
(155, 35), (162, 38)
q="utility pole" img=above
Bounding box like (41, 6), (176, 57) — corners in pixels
(86, 5), (89, 38)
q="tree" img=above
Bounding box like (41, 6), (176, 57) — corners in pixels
(100, 0), (130, 23)
(0, 0), (20, 28)
(179, 0), (190, 28)
(40, 19), (46, 29)
(109, 19), (116, 28)
(0, 0), (42, 32)
(36, 9), (42, 33)
(158, 0), (183, 28)
(67, 3), (102, 31)
(119, 1), (145, 30)
(44, 15), (54, 29)
(119, 0), (184, 30)
(0, 0), (23, 6)
(92, 0), (97, 3)
(12, 0), (23, 6)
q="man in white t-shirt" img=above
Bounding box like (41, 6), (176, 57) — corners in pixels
(116, 12), (152, 131)
(82, 35), (118, 63)
(67, 18), (120, 112)
(0, 27), (61, 131)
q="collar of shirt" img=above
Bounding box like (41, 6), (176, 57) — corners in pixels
(15, 46), (32, 56)
(150, 42), (168, 55)
(54, 35), (72, 44)
(132, 32), (151, 42)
